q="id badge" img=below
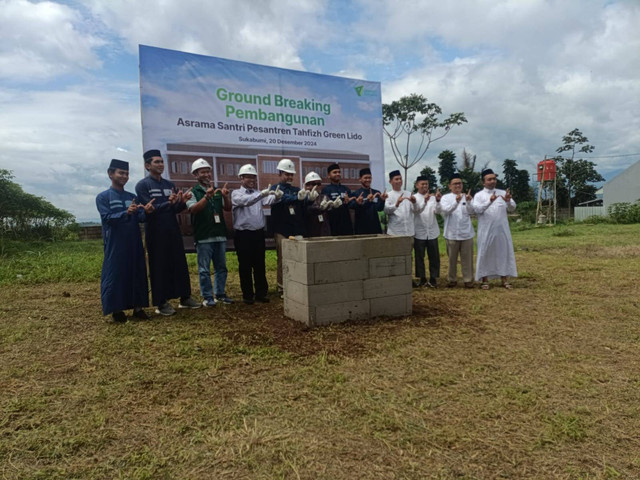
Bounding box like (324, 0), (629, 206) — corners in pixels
(373, 197), (378, 203)
(289, 206), (295, 215)
(214, 214), (221, 224)
(318, 214), (324, 222)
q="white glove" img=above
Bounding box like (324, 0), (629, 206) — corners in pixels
(274, 185), (284, 199)
(297, 189), (308, 201)
(261, 184), (271, 197)
(308, 186), (319, 201)
(332, 197), (343, 208)
(320, 197), (330, 210)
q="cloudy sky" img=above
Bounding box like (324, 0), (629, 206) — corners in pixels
(1, 0), (639, 221)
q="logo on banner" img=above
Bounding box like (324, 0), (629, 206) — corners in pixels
(355, 85), (377, 97)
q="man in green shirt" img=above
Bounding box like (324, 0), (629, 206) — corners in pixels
(187, 158), (233, 306)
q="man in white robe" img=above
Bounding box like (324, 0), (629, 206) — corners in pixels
(384, 170), (419, 236)
(471, 168), (517, 289)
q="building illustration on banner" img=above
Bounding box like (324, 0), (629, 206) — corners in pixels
(139, 45), (383, 237)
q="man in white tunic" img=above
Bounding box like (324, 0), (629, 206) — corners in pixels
(384, 170), (419, 236)
(471, 169), (517, 289)
(436, 174), (475, 288)
(413, 176), (441, 288)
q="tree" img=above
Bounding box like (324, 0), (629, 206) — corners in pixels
(382, 94), (467, 188)
(437, 150), (457, 192)
(0, 169), (75, 241)
(554, 129), (604, 211)
(457, 149), (484, 194)
(417, 165), (438, 193)
(502, 159), (533, 203)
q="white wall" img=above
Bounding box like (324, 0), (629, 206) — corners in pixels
(603, 161), (640, 212)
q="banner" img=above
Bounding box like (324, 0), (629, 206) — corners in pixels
(139, 45), (384, 195)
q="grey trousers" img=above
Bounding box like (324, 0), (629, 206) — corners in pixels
(445, 237), (474, 283)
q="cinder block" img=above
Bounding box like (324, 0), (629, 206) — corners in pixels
(287, 279), (363, 306)
(282, 239), (305, 263)
(283, 259), (313, 285)
(307, 280), (363, 306)
(362, 235), (413, 258)
(369, 256), (410, 277)
(363, 275), (412, 299)
(304, 237), (364, 263)
(284, 295), (315, 325)
(314, 259), (368, 284)
(405, 255), (412, 275)
(370, 294), (412, 317)
(314, 300), (370, 326)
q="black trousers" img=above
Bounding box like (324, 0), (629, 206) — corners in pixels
(234, 229), (268, 300)
(414, 237), (440, 283)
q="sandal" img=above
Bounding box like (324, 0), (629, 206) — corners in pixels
(502, 283), (513, 289)
(481, 282), (490, 290)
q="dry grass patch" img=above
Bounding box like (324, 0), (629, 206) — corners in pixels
(1, 224), (640, 479)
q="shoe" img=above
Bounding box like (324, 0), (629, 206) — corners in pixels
(155, 302), (176, 316)
(216, 295), (234, 304)
(202, 299), (217, 307)
(464, 282), (474, 289)
(412, 280), (421, 288)
(256, 296), (270, 303)
(447, 282), (457, 288)
(112, 311), (127, 323)
(179, 297), (202, 309)
(427, 280), (437, 288)
(132, 309), (150, 320)
(243, 297), (255, 305)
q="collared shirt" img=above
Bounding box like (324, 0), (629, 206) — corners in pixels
(384, 189), (418, 236)
(231, 186), (277, 231)
(436, 192), (475, 241)
(414, 193), (440, 240)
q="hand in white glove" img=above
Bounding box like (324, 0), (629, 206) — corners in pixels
(332, 197), (343, 208)
(297, 189), (308, 201)
(307, 186), (319, 201)
(261, 184), (271, 197)
(320, 197), (330, 210)
(274, 185), (284, 199)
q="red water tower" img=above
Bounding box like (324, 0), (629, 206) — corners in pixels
(537, 159), (556, 181)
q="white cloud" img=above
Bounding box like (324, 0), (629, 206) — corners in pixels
(0, 84), (145, 221)
(84, 0), (328, 69)
(1, 0), (639, 221)
(0, 0), (105, 81)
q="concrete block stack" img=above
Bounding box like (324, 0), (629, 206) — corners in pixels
(282, 235), (413, 326)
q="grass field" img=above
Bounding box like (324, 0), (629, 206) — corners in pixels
(1, 224), (640, 479)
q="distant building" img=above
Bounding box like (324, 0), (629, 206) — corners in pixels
(575, 160), (640, 221)
(602, 160), (640, 212)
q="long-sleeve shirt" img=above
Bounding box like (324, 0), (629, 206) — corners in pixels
(413, 193), (440, 240)
(350, 187), (384, 234)
(436, 192), (475, 241)
(384, 189), (418, 236)
(231, 186), (277, 231)
(270, 182), (305, 237)
(321, 183), (353, 235)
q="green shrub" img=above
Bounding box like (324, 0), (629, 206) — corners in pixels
(608, 201), (640, 224)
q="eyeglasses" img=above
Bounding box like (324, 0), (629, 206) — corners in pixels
(450, 182), (463, 185)
(307, 182), (321, 187)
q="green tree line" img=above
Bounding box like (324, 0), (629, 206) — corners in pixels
(0, 169), (75, 241)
